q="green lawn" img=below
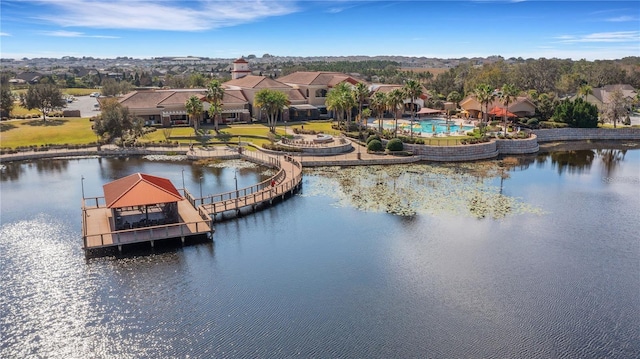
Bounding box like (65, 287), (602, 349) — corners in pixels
(1, 117), (473, 150)
(0, 118), (97, 148)
(63, 88), (98, 96)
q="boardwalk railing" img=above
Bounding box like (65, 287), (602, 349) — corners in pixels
(196, 152), (303, 215)
(83, 220), (213, 249)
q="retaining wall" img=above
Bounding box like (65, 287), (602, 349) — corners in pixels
(495, 135), (539, 154)
(405, 141), (499, 162)
(533, 128), (640, 142)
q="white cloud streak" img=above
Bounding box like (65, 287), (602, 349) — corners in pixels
(0, 32), (11, 36)
(35, 0), (299, 31)
(605, 16), (636, 22)
(555, 31), (640, 43)
(41, 30), (119, 38)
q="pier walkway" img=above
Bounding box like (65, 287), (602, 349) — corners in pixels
(187, 150), (303, 221)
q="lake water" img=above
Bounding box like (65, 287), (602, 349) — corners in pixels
(1, 143), (639, 358)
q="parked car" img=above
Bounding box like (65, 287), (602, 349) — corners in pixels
(90, 92), (101, 97)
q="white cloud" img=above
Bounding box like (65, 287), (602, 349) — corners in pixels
(35, 0), (299, 31)
(605, 16), (636, 22)
(41, 30), (119, 38)
(555, 31), (640, 43)
(0, 32), (11, 36)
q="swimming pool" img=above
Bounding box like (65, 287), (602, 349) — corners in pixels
(371, 118), (475, 135)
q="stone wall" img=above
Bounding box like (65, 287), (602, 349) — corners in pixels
(406, 141), (499, 162)
(495, 135), (539, 154)
(533, 128), (640, 142)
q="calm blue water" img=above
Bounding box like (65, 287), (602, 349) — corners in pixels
(1, 145), (639, 358)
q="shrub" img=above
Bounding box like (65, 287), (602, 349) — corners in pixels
(367, 139), (383, 152)
(539, 121), (568, 129)
(366, 134), (381, 144)
(386, 138), (404, 151)
(526, 118), (539, 127)
(262, 143), (303, 152)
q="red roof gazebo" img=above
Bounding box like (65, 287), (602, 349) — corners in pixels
(103, 173), (183, 230)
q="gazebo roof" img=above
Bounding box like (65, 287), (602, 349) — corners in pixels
(103, 173), (182, 208)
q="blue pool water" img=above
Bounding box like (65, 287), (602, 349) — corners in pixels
(372, 118), (475, 134)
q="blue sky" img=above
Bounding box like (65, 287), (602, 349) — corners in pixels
(1, 0), (638, 60)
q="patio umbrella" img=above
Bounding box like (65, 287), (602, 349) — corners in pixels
(488, 107), (517, 118)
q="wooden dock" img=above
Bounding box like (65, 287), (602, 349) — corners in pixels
(82, 197), (213, 251)
(81, 152), (302, 253)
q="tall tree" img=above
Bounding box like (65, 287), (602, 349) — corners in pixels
(326, 82), (356, 129)
(0, 85), (14, 118)
(403, 79), (423, 138)
(370, 91), (387, 134)
(387, 88), (405, 137)
(92, 98), (144, 141)
(20, 83), (66, 122)
(254, 89), (289, 133)
(101, 78), (132, 97)
(205, 80), (225, 132)
(473, 84), (495, 128)
(578, 84), (593, 100)
(500, 83), (519, 131)
(354, 82), (370, 129)
(604, 89), (629, 128)
(446, 90), (462, 109)
(185, 95), (203, 132)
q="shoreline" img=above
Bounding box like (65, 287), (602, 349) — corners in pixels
(2, 128), (640, 165)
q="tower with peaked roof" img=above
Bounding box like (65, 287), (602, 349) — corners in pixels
(231, 57), (251, 80)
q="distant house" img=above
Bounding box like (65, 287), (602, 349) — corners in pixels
(14, 71), (42, 84)
(223, 75), (307, 122)
(278, 71), (364, 117)
(460, 96), (536, 119)
(571, 84), (637, 110)
(117, 88), (251, 126)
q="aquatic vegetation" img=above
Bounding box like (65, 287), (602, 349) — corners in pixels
(303, 163), (545, 219)
(206, 159), (260, 169)
(143, 154), (188, 161)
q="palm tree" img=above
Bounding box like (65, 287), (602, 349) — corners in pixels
(578, 84), (593, 100)
(354, 82), (370, 131)
(500, 83), (519, 132)
(403, 79), (423, 138)
(370, 91), (387, 134)
(473, 84), (495, 130)
(185, 95), (203, 133)
(446, 90), (462, 109)
(254, 89), (289, 133)
(205, 80), (224, 132)
(326, 82), (355, 130)
(387, 88), (405, 137)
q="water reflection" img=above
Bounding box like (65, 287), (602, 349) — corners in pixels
(536, 141), (637, 177)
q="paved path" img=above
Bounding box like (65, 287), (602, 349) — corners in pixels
(0, 141), (415, 167)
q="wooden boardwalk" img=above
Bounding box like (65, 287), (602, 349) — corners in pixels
(191, 152), (303, 219)
(81, 152), (301, 253)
